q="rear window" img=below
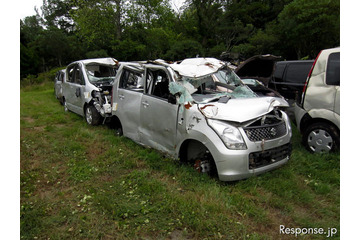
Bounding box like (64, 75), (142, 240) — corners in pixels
(326, 52), (340, 86)
(285, 63), (313, 83)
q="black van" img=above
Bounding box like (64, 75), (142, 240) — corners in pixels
(269, 60), (314, 100)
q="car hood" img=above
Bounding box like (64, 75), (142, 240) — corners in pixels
(198, 96), (289, 123)
(235, 54), (281, 86)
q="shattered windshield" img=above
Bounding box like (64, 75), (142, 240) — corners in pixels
(187, 68), (257, 103)
(86, 64), (117, 84)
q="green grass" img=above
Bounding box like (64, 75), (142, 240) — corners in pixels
(20, 82), (339, 239)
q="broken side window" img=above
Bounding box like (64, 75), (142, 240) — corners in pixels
(67, 66), (75, 83)
(74, 66), (85, 85)
(119, 69), (143, 90)
(146, 69), (171, 99)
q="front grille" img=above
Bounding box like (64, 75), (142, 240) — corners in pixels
(249, 143), (291, 169)
(244, 122), (287, 142)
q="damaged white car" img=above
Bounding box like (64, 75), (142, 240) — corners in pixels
(111, 58), (292, 181)
(62, 58), (120, 125)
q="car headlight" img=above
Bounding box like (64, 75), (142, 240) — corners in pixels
(207, 119), (247, 150)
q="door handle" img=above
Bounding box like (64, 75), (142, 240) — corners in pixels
(118, 94), (125, 100)
(142, 101), (149, 107)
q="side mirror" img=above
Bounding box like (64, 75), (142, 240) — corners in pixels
(168, 94), (177, 104)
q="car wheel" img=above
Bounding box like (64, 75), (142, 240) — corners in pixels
(303, 122), (339, 153)
(64, 99), (68, 112)
(115, 126), (123, 136)
(192, 150), (217, 177)
(59, 96), (64, 106)
(85, 105), (101, 126)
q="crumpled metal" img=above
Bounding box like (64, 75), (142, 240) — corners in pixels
(169, 81), (196, 113)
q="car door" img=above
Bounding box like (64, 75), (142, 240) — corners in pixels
(54, 71), (61, 99)
(115, 66), (144, 142)
(63, 65), (75, 112)
(65, 64), (85, 115)
(139, 66), (178, 153)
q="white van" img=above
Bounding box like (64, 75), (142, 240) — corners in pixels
(294, 47), (340, 153)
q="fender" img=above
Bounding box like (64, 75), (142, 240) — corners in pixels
(307, 108), (340, 129)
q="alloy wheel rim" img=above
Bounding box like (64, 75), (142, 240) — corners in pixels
(86, 107), (92, 124)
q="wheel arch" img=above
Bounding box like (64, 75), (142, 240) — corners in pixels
(83, 100), (95, 117)
(178, 138), (218, 176)
(178, 139), (213, 162)
(300, 113), (339, 135)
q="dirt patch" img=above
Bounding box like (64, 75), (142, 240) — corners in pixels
(168, 229), (194, 240)
(86, 144), (108, 162)
(23, 117), (35, 123)
(33, 126), (45, 131)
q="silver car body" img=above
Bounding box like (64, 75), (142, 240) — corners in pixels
(294, 47), (340, 153)
(112, 58), (292, 181)
(62, 58), (119, 117)
(54, 69), (65, 102)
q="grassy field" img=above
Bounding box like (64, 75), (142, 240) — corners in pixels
(20, 82), (340, 239)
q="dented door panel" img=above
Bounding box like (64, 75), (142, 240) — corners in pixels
(117, 88), (142, 142)
(139, 95), (178, 153)
(303, 73), (337, 112)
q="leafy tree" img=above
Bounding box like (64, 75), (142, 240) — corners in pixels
(20, 0), (340, 79)
(185, 0), (223, 47)
(164, 39), (204, 60)
(36, 27), (73, 68)
(70, 0), (119, 52)
(277, 0), (340, 59)
(20, 16), (44, 76)
(20, 43), (40, 77)
(20, 16), (43, 45)
(41, 0), (75, 31)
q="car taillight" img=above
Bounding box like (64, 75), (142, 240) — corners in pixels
(299, 50), (322, 106)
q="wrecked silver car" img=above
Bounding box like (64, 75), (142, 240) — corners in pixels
(111, 58), (292, 181)
(54, 69), (65, 105)
(62, 58), (119, 125)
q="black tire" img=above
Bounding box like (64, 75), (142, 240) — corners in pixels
(59, 96), (64, 106)
(85, 105), (102, 126)
(302, 122), (339, 153)
(115, 127), (123, 137)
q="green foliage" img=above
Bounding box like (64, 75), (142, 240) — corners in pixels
(112, 39), (147, 61)
(164, 39), (204, 60)
(71, 0), (118, 51)
(21, 67), (65, 87)
(20, 0), (340, 80)
(278, 0), (340, 59)
(85, 49), (109, 59)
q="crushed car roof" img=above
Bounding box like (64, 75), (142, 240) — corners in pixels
(169, 58), (227, 78)
(74, 57), (119, 66)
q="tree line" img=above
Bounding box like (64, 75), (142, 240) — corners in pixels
(20, 0), (340, 78)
